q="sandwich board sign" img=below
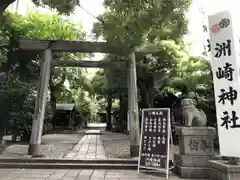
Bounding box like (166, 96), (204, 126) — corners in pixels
(137, 108), (171, 179)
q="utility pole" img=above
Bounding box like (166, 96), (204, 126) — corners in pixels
(28, 49), (52, 156)
(128, 51), (140, 157)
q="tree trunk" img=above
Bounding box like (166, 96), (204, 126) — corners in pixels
(139, 84), (154, 108)
(118, 94), (128, 132)
(50, 82), (56, 112)
(119, 95), (124, 131)
(106, 94), (112, 131)
(0, 112), (7, 144)
(138, 75), (154, 108)
(0, 82), (8, 143)
(146, 86), (154, 108)
(49, 67), (55, 112)
(116, 95), (124, 132)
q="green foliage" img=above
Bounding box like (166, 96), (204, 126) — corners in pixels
(171, 56), (210, 92)
(0, 0), (81, 16)
(32, 0), (80, 15)
(112, 99), (119, 109)
(74, 88), (103, 123)
(74, 89), (91, 118)
(10, 12), (84, 40)
(91, 70), (108, 97)
(93, 0), (191, 48)
(0, 11), (89, 139)
(92, 0), (191, 108)
(91, 0), (215, 127)
(170, 55), (215, 110)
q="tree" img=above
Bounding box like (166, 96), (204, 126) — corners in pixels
(0, 0), (80, 16)
(93, 0), (191, 47)
(91, 70), (108, 98)
(137, 41), (183, 108)
(92, 0), (191, 113)
(0, 0), (91, 95)
(92, 0), (191, 105)
(171, 56), (212, 96)
(92, 0), (191, 156)
(9, 11), (87, 107)
(91, 55), (128, 131)
(0, 11), (88, 142)
(170, 55), (215, 125)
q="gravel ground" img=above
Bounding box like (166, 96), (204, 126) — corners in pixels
(0, 133), (83, 159)
(101, 132), (179, 159)
(101, 132), (131, 158)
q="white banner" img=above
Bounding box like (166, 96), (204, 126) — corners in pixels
(208, 10), (240, 157)
(199, 5), (211, 57)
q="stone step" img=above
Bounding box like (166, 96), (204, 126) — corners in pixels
(0, 162), (137, 169)
(84, 130), (102, 135)
(0, 158), (137, 164)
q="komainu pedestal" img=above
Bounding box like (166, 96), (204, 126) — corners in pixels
(174, 127), (216, 179)
(209, 160), (240, 180)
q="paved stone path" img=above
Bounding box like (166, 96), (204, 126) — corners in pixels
(0, 128), (209, 179)
(0, 168), (207, 180)
(64, 131), (177, 160)
(65, 134), (106, 159)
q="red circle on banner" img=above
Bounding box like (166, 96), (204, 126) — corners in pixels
(211, 24), (220, 33)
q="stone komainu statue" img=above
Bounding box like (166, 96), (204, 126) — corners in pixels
(181, 98), (207, 127)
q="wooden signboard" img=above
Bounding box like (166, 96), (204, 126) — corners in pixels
(137, 108), (171, 179)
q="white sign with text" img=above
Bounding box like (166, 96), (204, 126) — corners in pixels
(199, 6), (211, 57)
(208, 10), (240, 157)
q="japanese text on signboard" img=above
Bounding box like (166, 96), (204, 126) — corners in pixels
(139, 109), (170, 170)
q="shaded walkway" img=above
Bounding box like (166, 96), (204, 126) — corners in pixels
(64, 133), (106, 160)
(64, 129), (178, 160)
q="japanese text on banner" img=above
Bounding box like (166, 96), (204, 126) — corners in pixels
(198, 5), (211, 56)
(208, 10), (240, 157)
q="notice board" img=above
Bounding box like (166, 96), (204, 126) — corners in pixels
(137, 108), (171, 179)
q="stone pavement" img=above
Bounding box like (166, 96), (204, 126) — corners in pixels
(64, 130), (178, 160)
(0, 168), (208, 180)
(64, 134), (106, 159)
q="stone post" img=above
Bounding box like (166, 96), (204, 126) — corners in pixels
(174, 126), (216, 179)
(127, 51), (140, 157)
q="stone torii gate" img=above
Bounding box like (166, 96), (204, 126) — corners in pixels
(19, 39), (147, 157)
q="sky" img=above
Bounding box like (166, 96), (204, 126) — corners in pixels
(188, 0), (238, 55)
(8, 0), (239, 58)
